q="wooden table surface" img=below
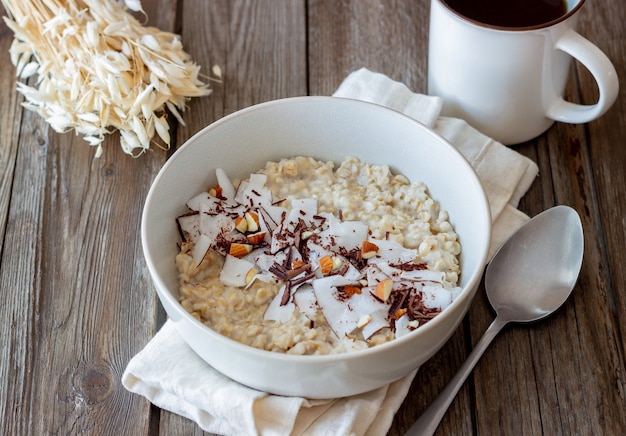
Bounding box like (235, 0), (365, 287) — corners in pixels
(1, 0), (625, 434)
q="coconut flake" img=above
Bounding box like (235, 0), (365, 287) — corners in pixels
(317, 213), (368, 253)
(400, 269), (446, 283)
(365, 264), (392, 288)
(186, 192), (214, 212)
(394, 314), (414, 338)
(191, 234), (211, 266)
(220, 255), (256, 287)
(258, 204), (288, 232)
(290, 198), (318, 225)
(235, 173), (272, 208)
(360, 309), (390, 340)
(216, 168), (236, 200)
(370, 239), (419, 264)
(376, 263), (445, 284)
(313, 284), (359, 339)
(293, 284), (318, 320)
(264, 285), (296, 323)
(421, 285), (458, 310)
(177, 213), (201, 241)
(346, 288), (391, 339)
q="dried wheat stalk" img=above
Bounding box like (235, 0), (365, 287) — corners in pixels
(1, 0), (216, 157)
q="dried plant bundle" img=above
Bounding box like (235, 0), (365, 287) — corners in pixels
(1, 0), (215, 157)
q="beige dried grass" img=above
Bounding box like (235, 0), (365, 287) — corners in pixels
(1, 0), (217, 157)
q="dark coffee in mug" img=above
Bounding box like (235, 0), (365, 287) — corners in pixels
(444, 0), (568, 28)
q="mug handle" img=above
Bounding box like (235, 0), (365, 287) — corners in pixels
(547, 29), (619, 123)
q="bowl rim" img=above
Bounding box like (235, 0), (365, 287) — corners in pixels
(142, 95), (492, 362)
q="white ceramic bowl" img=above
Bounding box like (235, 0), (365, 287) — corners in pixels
(142, 96), (491, 399)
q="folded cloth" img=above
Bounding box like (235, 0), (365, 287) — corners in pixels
(122, 68), (539, 435)
(123, 320), (414, 435)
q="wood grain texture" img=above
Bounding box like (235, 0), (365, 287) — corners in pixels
(0, 16), (22, 259)
(308, 0), (430, 95)
(176, 0), (307, 143)
(0, 0), (624, 435)
(0, 1), (175, 434)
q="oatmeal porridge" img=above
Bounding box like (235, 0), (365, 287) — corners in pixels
(176, 156), (461, 355)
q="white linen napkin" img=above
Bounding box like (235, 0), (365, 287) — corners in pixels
(122, 68), (539, 435)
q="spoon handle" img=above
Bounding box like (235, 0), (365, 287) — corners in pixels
(405, 316), (508, 436)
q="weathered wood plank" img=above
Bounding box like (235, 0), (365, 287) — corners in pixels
(27, 130), (164, 434)
(0, 13), (22, 267)
(0, 106), (49, 436)
(308, 0), (430, 96)
(175, 0), (308, 144)
(468, 0), (626, 433)
(580, 0), (626, 402)
(0, 0), (176, 433)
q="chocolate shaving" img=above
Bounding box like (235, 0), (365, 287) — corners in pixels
(342, 246), (366, 270)
(284, 246), (293, 269)
(388, 290), (408, 320)
(269, 260), (313, 284)
(291, 272), (316, 287)
(258, 206), (280, 230)
(412, 310), (440, 324)
(390, 262), (428, 271)
(286, 263), (312, 279)
(280, 281), (292, 306)
(269, 263), (289, 281)
(407, 292), (442, 325)
(313, 214), (326, 224)
(407, 294), (418, 320)
(328, 261), (349, 277)
(335, 287), (351, 303)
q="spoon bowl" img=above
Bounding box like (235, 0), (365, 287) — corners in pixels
(406, 205), (584, 435)
(486, 205), (584, 323)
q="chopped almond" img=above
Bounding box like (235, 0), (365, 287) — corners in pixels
(375, 278), (393, 302)
(357, 314), (372, 329)
(208, 184), (222, 198)
(319, 255), (333, 275)
(291, 259), (307, 269)
(343, 285), (362, 297)
(234, 216), (248, 233)
(361, 240), (379, 259)
(331, 256), (343, 271)
(229, 243), (253, 258)
(244, 268), (259, 285)
(246, 231), (266, 245)
(245, 211), (260, 232)
(393, 308), (408, 320)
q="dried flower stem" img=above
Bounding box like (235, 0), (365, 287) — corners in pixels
(1, 0), (217, 157)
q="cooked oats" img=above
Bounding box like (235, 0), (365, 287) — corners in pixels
(176, 157), (462, 355)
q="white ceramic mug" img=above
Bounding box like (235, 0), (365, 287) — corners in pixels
(428, 0), (619, 145)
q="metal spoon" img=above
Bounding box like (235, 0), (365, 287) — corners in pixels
(406, 205), (584, 436)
